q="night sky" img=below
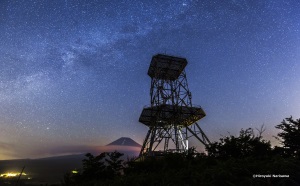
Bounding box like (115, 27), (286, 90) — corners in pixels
(0, 0), (300, 160)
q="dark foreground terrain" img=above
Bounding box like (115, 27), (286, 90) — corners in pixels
(0, 154), (84, 185)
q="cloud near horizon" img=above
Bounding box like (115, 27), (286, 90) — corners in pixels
(0, 144), (141, 160)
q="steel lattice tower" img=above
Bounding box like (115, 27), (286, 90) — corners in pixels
(139, 54), (210, 157)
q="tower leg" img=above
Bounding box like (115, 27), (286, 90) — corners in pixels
(186, 122), (210, 148)
(139, 129), (151, 157)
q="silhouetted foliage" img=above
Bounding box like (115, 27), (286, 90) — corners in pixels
(82, 152), (106, 180)
(275, 116), (300, 157)
(206, 128), (271, 158)
(61, 151), (124, 186)
(105, 151), (124, 177)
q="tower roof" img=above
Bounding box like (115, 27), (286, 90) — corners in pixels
(147, 54), (187, 80)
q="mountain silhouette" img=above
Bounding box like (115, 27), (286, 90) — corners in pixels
(106, 137), (142, 147)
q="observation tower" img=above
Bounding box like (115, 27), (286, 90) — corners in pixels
(139, 54), (210, 157)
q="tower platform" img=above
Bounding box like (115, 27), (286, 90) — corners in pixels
(139, 104), (206, 127)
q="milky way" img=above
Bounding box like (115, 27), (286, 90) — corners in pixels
(0, 0), (300, 159)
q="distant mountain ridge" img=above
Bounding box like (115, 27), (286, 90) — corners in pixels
(106, 137), (142, 147)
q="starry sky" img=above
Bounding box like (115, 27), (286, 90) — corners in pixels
(0, 0), (300, 160)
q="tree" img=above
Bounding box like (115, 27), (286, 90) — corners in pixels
(206, 127), (271, 158)
(275, 116), (300, 157)
(81, 152), (106, 179)
(105, 151), (124, 177)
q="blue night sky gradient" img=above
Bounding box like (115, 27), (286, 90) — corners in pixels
(0, 0), (300, 159)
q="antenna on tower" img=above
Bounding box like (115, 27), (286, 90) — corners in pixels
(138, 54), (210, 158)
